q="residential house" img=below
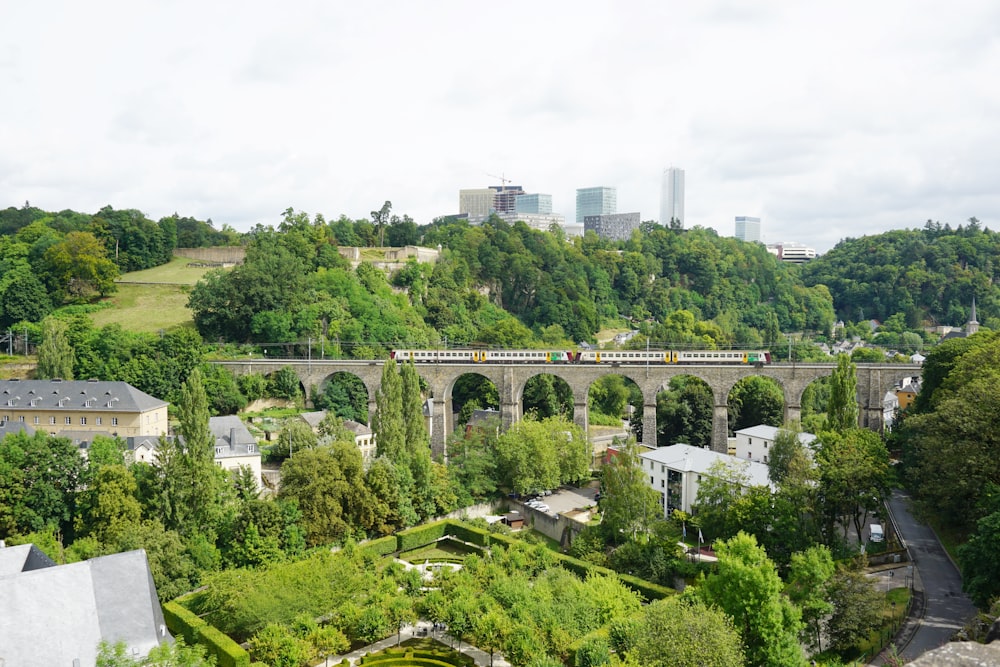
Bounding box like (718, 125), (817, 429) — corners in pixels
(640, 444), (772, 515)
(0, 543), (171, 666)
(733, 424), (817, 464)
(208, 415), (262, 489)
(0, 379), (168, 441)
(299, 410), (377, 463)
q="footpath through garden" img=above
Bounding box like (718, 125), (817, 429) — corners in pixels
(318, 620), (511, 667)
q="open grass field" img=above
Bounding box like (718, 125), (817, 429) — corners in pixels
(87, 255), (231, 333)
(117, 253), (225, 285)
(89, 283), (197, 334)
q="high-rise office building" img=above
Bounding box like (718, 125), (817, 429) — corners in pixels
(515, 193), (553, 215)
(576, 186), (617, 223)
(734, 216), (761, 243)
(459, 188), (495, 218)
(584, 212), (641, 241)
(660, 168), (685, 227)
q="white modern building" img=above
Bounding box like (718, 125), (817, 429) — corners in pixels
(576, 186), (617, 223)
(660, 167), (685, 227)
(640, 444), (772, 515)
(732, 424), (817, 464)
(767, 241), (817, 263)
(734, 216), (761, 243)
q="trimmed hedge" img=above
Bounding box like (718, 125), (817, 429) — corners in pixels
(163, 600), (205, 646)
(397, 520), (449, 552)
(617, 572), (675, 601)
(359, 534), (398, 559)
(443, 521), (490, 547)
(162, 601), (249, 667)
(411, 650), (475, 666)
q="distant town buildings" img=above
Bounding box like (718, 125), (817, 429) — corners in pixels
(734, 216), (761, 243)
(584, 212), (641, 241)
(767, 241), (817, 263)
(660, 167), (685, 227)
(576, 186), (617, 223)
(458, 185), (526, 217)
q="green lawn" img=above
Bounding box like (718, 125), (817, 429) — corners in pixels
(87, 254), (234, 333)
(399, 537), (481, 563)
(116, 253), (227, 285)
(89, 283), (197, 334)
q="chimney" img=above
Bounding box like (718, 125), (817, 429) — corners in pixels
(230, 428), (237, 449)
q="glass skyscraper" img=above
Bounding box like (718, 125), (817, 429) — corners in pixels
(660, 167), (685, 227)
(576, 186), (617, 223)
(735, 216), (761, 243)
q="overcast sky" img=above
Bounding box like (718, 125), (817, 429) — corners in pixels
(3, 1), (999, 252)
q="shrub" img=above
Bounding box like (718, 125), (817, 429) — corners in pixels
(397, 520), (449, 552)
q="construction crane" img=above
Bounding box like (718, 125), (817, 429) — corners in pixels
(486, 172), (512, 188)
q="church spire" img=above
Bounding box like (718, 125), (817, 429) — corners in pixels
(967, 296), (980, 335)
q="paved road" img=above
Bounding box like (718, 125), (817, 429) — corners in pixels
(882, 490), (978, 662)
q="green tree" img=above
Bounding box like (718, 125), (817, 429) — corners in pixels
(75, 464), (143, 545)
(957, 507), (1000, 608)
(248, 623), (309, 667)
(600, 440), (661, 542)
(826, 354), (859, 431)
(824, 563), (883, 653)
(816, 429), (891, 543)
(768, 422), (807, 485)
(373, 358), (405, 461)
(278, 442), (369, 546)
(0, 432), (84, 539)
(728, 375), (784, 434)
(786, 545), (835, 650)
(97, 638), (214, 666)
(42, 230), (119, 302)
(626, 597), (744, 667)
(37, 316), (74, 379)
(699, 532), (806, 667)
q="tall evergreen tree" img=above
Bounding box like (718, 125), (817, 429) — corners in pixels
(178, 368), (213, 461)
(36, 317), (74, 379)
(825, 354), (859, 431)
(400, 361), (434, 518)
(373, 358), (405, 461)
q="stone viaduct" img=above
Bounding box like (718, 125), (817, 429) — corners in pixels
(216, 358), (920, 458)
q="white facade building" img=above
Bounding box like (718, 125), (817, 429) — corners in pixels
(639, 444), (772, 515)
(660, 167), (685, 227)
(458, 188), (495, 218)
(767, 241), (817, 263)
(732, 424), (817, 464)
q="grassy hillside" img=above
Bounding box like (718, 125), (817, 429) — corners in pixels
(89, 254), (229, 333)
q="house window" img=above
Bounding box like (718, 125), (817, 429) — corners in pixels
(33, 417), (39, 425)
(248, 444), (255, 453)
(650, 476), (654, 485)
(660, 479), (665, 488)
(215, 447), (224, 455)
(81, 417), (87, 425)
(96, 417), (102, 425)
(112, 417), (118, 426)
(65, 417), (72, 425)
(18, 416), (24, 422)
(49, 417), (56, 425)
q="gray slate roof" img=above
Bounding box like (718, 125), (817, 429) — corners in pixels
(208, 415), (258, 458)
(0, 547), (170, 666)
(0, 420), (35, 439)
(0, 379), (168, 412)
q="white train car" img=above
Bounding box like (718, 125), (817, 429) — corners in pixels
(391, 348), (772, 365)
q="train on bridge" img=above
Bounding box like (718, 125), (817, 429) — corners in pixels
(391, 349), (772, 366)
